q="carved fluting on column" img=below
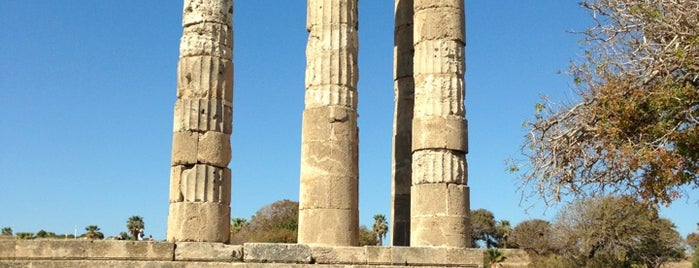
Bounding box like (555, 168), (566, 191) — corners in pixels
(410, 0), (471, 247)
(391, 0), (414, 247)
(298, 0), (359, 246)
(167, 0), (233, 243)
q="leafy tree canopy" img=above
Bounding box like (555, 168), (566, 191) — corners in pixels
(512, 0), (699, 206)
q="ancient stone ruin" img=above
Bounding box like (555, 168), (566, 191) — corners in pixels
(167, 0), (471, 247)
(1, 0), (503, 267)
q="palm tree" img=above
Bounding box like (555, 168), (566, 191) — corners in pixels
(84, 225), (104, 240)
(484, 248), (506, 268)
(495, 220), (512, 248)
(126, 215), (145, 240)
(231, 218), (247, 234)
(1, 227), (12, 236)
(372, 214), (388, 246)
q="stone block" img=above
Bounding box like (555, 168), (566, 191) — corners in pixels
(177, 56), (233, 101)
(0, 240), (15, 259)
(301, 107), (358, 142)
(411, 184), (469, 217)
(174, 242), (242, 262)
(411, 150), (466, 184)
(445, 248), (487, 266)
(167, 202), (230, 243)
(299, 174), (357, 210)
(12, 240), (173, 261)
(309, 246), (365, 264)
(306, 0), (357, 31)
(171, 131), (231, 167)
(297, 208), (358, 246)
(414, 0), (463, 11)
(171, 131), (198, 165)
(413, 75), (465, 116)
(413, 6), (464, 42)
(364, 246), (391, 265)
(305, 50), (358, 89)
(304, 85), (357, 109)
(307, 26), (359, 51)
(412, 116), (467, 152)
(411, 216), (470, 247)
(394, 47), (414, 79)
(173, 98), (232, 134)
(182, 0), (232, 26)
(243, 243), (312, 264)
(392, 246), (447, 265)
(413, 46), (464, 79)
(180, 23), (232, 59)
(170, 165), (231, 203)
(197, 131), (231, 167)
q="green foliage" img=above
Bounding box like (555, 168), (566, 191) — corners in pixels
(83, 225), (104, 240)
(511, 219), (554, 256)
(126, 215), (145, 240)
(495, 220), (513, 249)
(359, 225), (379, 246)
(553, 196), (684, 267)
(36, 230), (56, 238)
(1, 227), (12, 236)
(230, 199), (298, 244)
(471, 209), (498, 248)
(372, 214), (388, 246)
(515, 0), (699, 206)
(687, 232), (699, 250)
(15, 232), (34, 240)
(483, 248), (506, 268)
(693, 246), (699, 268)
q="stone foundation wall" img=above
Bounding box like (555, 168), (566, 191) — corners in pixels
(0, 240), (530, 268)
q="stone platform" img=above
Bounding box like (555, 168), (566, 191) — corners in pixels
(0, 240), (530, 267)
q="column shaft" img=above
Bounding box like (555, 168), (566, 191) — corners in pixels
(410, 0), (471, 247)
(298, 0), (360, 246)
(391, 0), (414, 247)
(167, 0), (233, 243)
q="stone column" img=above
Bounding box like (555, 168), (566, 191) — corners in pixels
(410, 0), (470, 247)
(167, 0), (233, 243)
(391, 0), (414, 247)
(298, 0), (359, 246)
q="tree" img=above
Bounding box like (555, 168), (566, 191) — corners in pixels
(230, 199), (298, 244)
(359, 225), (379, 246)
(483, 248), (506, 268)
(83, 225), (104, 240)
(495, 220), (512, 248)
(126, 215), (145, 240)
(552, 196), (684, 267)
(15, 232), (34, 239)
(688, 231), (699, 251)
(1, 227), (12, 236)
(512, 0), (699, 206)
(230, 217), (248, 237)
(471, 209), (498, 248)
(372, 214), (388, 246)
(510, 219), (554, 256)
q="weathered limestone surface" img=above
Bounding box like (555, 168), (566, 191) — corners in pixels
(0, 240), (537, 267)
(174, 242), (243, 262)
(410, 0), (471, 247)
(243, 243), (312, 264)
(298, 0), (360, 246)
(390, 0), (414, 247)
(0, 240), (173, 261)
(167, 0), (233, 243)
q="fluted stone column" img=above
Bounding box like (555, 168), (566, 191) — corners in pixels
(298, 0), (359, 246)
(167, 0), (233, 243)
(391, 0), (414, 247)
(410, 0), (470, 247)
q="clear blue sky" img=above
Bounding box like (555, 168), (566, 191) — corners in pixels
(1, 1), (696, 241)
